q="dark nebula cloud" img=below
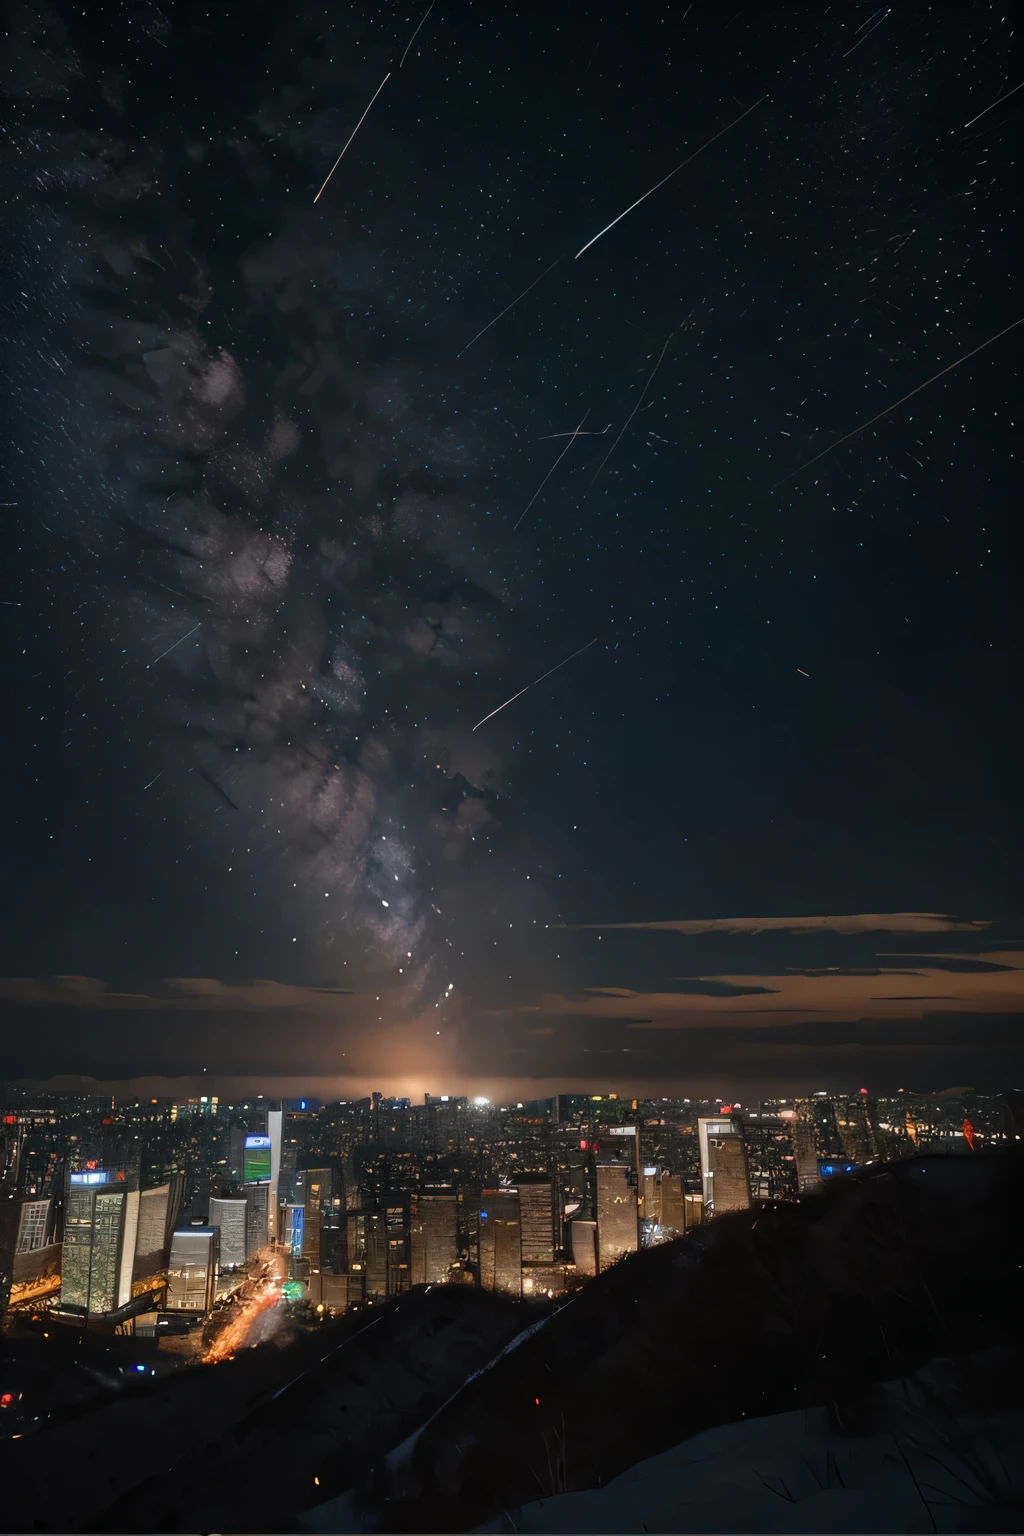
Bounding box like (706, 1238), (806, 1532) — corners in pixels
(2, 0), (568, 1039)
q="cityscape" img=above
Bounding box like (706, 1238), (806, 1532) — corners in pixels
(2, 1082), (1023, 1530)
(2, 1083), (1019, 1339)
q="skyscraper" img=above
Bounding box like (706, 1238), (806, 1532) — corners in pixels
(569, 1216), (597, 1278)
(131, 1177), (185, 1294)
(792, 1098), (845, 1192)
(660, 1173), (686, 1235)
(59, 1172), (140, 1317)
(242, 1106), (284, 1240)
(364, 1208), (388, 1299)
(479, 1188), (521, 1296)
(595, 1161), (639, 1272)
(208, 1196), (248, 1270)
(642, 1168), (661, 1227)
(834, 1094), (879, 1167)
(697, 1116), (752, 1217)
(244, 1184), (270, 1255)
(791, 1100), (822, 1193)
(284, 1202), (305, 1257)
(410, 1188), (458, 1285)
(2, 1196), (61, 1309)
(517, 1176), (556, 1265)
(301, 1167), (335, 1272)
(166, 1227), (219, 1312)
(385, 1198), (410, 1296)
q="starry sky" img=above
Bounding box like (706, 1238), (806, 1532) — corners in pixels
(1, 0), (1022, 1097)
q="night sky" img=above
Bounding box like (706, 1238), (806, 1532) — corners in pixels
(2, 0), (1022, 1097)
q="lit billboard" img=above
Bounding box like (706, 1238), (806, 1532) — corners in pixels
(243, 1134), (272, 1185)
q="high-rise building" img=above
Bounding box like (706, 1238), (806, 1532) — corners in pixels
(642, 1167), (661, 1226)
(595, 1161), (639, 1271)
(300, 1168), (326, 1269)
(568, 1216), (597, 1278)
(2, 1194), (57, 1313)
(791, 1098), (848, 1192)
(660, 1173), (686, 1234)
(517, 1176), (556, 1266)
(457, 1183), (483, 1269)
(385, 1199), (410, 1296)
(479, 1188), (521, 1296)
(131, 1177), (185, 1295)
(59, 1172), (141, 1317)
(241, 1108), (284, 1238)
(208, 1196), (248, 1270)
(166, 1227), (219, 1312)
(697, 1116), (752, 1217)
(410, 1188), (458, 1285)
(244, 1184), (270, 1255)
(283, 1202), (305, 1257)
(364, 1209), (388, 1299)
(834, 1094), (878, 1167)
(792, 1100), (822, 1193)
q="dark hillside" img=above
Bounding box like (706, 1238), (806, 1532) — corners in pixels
(367, 1151), (1024, 1533)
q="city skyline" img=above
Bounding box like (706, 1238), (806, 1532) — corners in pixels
(4, 1081), (1012, 1325)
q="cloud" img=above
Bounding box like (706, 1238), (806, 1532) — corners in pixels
(557, 913), (991, 937)
(0, 977), (363, 1012)
(488, 952), (1024, 1030)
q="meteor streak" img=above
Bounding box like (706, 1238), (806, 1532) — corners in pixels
(472, 638), (598, 731)
(774, 314), (1024, 487)
(537, 424), (612, 440)
(400, 1), (436, 67)
(590, 336), (672, 488)
(514, 411), (590, 530)
(575, 97), (766, 261)
(314, 73), (392, 203)
(457, 256), (564, 357)
(964, 77), (1024, 130)
(147, 623), (200, 667)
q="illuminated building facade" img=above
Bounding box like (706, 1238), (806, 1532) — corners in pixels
(697, 1116), (751, 1217)
(245, 1184), (270, 1254)
(301, 1167), (336, 1272)
(479, 1188), (521, 1296)
(569, 1216), (597, 1278)
(595, 1160), (639, 1271)
(59, 1172), (140, 1317)
(208, 1196), (248, 1270)
(410, 1188), (459, 1285)
(284, 1203), (305, 1257)
(364, 1209), (388, 1298)
(517, 1176), (556, 1265)
(5, 1198), (61, 1307)
(834, 1094), (879, 1167)
(660, 1173), (686, 1234)
(132, 1178), (185, 1293)
(166, 1227), (219, 1312)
